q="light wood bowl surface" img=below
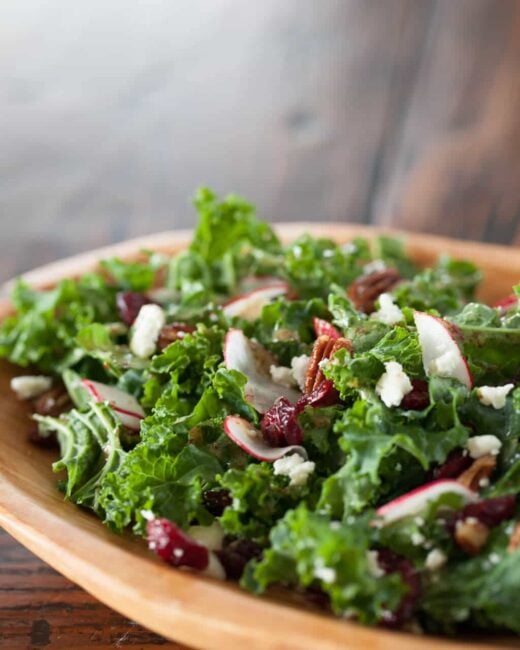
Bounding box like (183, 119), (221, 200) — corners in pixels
(0, 224), (519, 650)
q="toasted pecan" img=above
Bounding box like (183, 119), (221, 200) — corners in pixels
(457, 454), (496, 491)
(454, 518), (490, 555)
(508, 522), (520, 553)
(157, 323), (196, 350)
(305, 335), (352, 393)
(32, 386), (72, 418)
(347, 268), (401, 314)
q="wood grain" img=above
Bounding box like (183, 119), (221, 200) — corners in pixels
(2, 0), (520, 282)
(0, 225), (519, 650)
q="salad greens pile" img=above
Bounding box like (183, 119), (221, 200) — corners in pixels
(2, 187), (520, 636)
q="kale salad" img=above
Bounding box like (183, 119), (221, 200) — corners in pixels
(2, 188), (520, 636)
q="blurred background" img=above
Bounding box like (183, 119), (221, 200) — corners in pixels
(1, 0), (519, 279)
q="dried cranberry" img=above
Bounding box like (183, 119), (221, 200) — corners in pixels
(460, 495), (516, 528)
(494, 293), (518, 313)
(217, 536), (263, 580)
(313, 318), (340, 340)
(203, 489), (232, 516)
(376, 549), (421, 627)
(299, 380), (340, 409)
(261, 397), (302, 447)
(400, 379), (430, 411)
(432, 448), (472, 481)
(146, 517), (209, 571)
(116, 291), (152, 325)
(27, 428), (59, 450)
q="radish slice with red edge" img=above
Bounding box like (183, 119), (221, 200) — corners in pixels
(223, 283), (289, 321)
(223, 415), (307, 462)
(223, 329), (300, 413)
(82, 379), (144, 431)
(313, 317), (340, 340)
(494, 293), (518, 313)
(375, 479), (478, 526)
(413, 311), (473, 388)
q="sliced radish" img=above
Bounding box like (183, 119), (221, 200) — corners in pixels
(240, 275), (285, 293)
(313, 317), (340, 340)
(494, 293), (518, 313)
(413, 311), (473, 388)
(223, 329), (300, 413)
(82, 379), (144, 431)
(375, 479), (478, 526)
(223, 283), (289, 321)
(223, 415), (307, 462)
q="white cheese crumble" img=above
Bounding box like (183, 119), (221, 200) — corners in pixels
(10, 375), (52, 400)
(130, 304), (166, 359)
(273, 453), (315, 487)
(363, 259), (387, 275)
(477, 384), (514, 410)
(371, 293), (404, 325)
(290, 354), (310, 391)
(269, 365), (296, 389)
(375, 361), (413, 408)
(466, 435), (502, 459)
(425, 548), (447, 571)
(314, 560), (336, 584)
(366, 551), (384, 578)
(411, 531), (425, 546)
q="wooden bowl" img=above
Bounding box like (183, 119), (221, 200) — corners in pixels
(0, 224), (519, 650)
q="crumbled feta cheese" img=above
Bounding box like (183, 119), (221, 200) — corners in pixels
(273, 453), (315, 487)
(363, 259), (387, 275)
(479, 477), (490, 488)
(269, 365), (296, 388)
(314, 561), (336, 584)
(466, 435), (502, 459)
(428, 349), (459, 376)
(291, 354), (310, 391)
(130, 304), (166, 358)
(375, 361), (413, 408)
(371, 293), (404, 325)
(425, 548), (447, 571)
(10, 375), (52, 400)
(411, 532), (426, 546)
(477, 384), (514, 410)
(314, 557), (337, 584)
(140, 509), (155, 521)
(488, 552), (501, 565)
(366, 551), (384, 578)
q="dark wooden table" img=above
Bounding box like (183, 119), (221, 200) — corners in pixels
(1, 1), (520, 647)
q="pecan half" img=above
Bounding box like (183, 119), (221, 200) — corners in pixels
(348, 268), (401, 313)
(454, 518), (490, 555)
(304, 335), (352, 393)
(157, 323), (196, 350)
(457, 454), (496, 491)
(32, 386), (72, 417)
(508, 522), (520, 553)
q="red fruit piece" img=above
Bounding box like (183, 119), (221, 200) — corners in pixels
(459, 495), (516, 528)
(146, 518), (209, 571)
(116, 291), (152, 325)
(376, 549), (421, 627)
(261, 380), (340, 448)
(313, 318), (340, 340)
(299, 380), (340, 409)
(261, 397), (302, 447)
(400, 379), (430, 411)
(432, 448), (472, 481)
